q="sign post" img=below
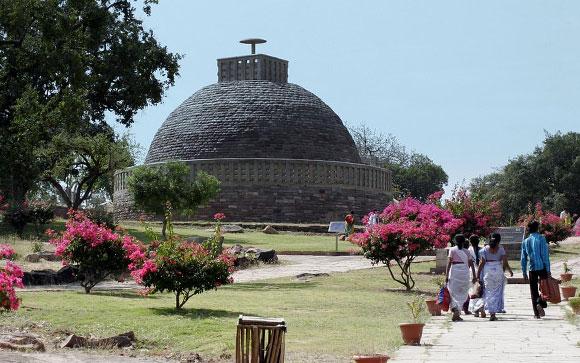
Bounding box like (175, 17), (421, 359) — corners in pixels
(492, 226), (526, 260)
(328, 221), (346, 253)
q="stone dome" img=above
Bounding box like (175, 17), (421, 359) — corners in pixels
(145, 81), (361, 164)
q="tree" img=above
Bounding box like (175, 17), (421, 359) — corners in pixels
(128, 162), (221, 238)
(0, 0), (180, 204)
(347, 123), (409, 166)
(348, 123), (448, 200)
(40, 132), (137, 209)
(391, 154), (448, 201)
(470, 132), (580, 221)
(351, 197), (462, 290)
(434, 187), (502, 238)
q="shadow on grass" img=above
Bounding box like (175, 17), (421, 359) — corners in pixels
(230, 281), (320, 291)
(124, 226), (214, 245)
(383, 287), (436, 296)
(90, 290), (161, 299)
(150, 307), (244, 319)
(0, 220), (65, 241)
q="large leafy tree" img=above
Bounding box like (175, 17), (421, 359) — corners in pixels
(40, 132), (137, 209)
(348, 123), (448, 200)
(470, 132), (580, 222)
(0, 0), (180, 203)
(390, 153), (448, 201)
(128, 162), (221, 239)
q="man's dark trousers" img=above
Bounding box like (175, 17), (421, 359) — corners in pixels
(528, 269), (548, 317)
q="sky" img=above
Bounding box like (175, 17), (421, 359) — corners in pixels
(122, 0), (580, 193)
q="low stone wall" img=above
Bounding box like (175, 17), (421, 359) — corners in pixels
(113, 158), (392, 223)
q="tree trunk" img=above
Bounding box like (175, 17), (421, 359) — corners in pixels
(162, 219), (167, 240)
(175, 291), (181, 309)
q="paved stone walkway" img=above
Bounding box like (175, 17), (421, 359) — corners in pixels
(390, 255), (580, 363)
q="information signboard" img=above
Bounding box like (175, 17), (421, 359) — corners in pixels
(492, 226), (526, 244)
(328, 221), (346, 233)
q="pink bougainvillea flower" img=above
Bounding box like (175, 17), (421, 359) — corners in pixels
(213, 212), (226, 221)
(0, 244), (15, 259)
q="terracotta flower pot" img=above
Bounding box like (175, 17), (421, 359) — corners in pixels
(425, 299), (441, 316)
(560, 273), (573, 282)
(561, 286), (577, 301)
(353, 354), (390, 363)
(399, 323), (425, 345)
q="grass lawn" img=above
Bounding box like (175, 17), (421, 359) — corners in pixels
(121, 221), (359, 253)
(1, 263), (437, 361)
(551, 242), (580, 263)
(0, 220), (359, 255)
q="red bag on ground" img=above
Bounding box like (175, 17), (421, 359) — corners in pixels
(539, 276), (561, 304)
(437, 286), (451, 312)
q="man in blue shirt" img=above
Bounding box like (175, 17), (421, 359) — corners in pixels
(521, 220), (551, 318)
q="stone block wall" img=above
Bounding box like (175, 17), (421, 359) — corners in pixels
(114, 158), (392, 223)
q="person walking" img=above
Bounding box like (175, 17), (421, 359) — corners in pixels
(521, 220), (551, 318)
(467, 235), (484, 316)
(445, 234), (477, 321)
(477, 233), (513, 321)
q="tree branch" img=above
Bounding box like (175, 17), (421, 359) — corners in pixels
(45, 176), (73, 208)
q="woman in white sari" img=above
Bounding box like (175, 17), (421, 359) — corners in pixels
(477, 233), (513, 321)
(445, 234), (477, 321)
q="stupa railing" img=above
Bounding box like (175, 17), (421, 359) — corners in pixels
(114, 158), (391, 194)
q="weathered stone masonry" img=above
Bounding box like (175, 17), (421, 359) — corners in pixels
(114, 158), (392, 222)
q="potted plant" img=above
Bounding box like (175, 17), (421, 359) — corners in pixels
(561, 260), (573, 282)
(569, 297), (580, 315)
(425, 276), (445, 316)
(352, 354), (390, 363)
(560, 281), (577, 301)
(399, 296), (426, 345)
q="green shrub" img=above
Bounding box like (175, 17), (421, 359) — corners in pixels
(87, 208), (116, 230)
(569, 297), (580, 310)
(3, 205), (32, 237)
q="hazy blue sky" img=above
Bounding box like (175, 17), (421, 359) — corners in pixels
(123, 0), (579, 192)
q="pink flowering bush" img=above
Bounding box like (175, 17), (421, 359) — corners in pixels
(129, 237), (234, 309)
(0, 244), (24, 312)
(351, 197), (463, 290)
(434, 188), (502, 238)
(519, 203), (572, 244)
(49, 210), (143, 293)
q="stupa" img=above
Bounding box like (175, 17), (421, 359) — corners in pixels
(114, 40), (392, 222)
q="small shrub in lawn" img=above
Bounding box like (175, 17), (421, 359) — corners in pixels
(2, 201), (54, 237)
(31, 240), (44, 253)
(48, 210), (142, 293)
(3, 204), (32, 237)
(0, 244), (24, 312)
(129, 215), (234, 309)
(29, 201), (55, 236)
